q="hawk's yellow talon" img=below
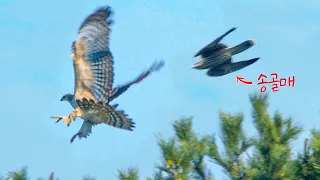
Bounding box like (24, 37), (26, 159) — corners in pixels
(51, 116), (71, 126)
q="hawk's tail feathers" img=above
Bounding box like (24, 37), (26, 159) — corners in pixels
(101, 103), (136, 131)
(76, 98), (135, 131)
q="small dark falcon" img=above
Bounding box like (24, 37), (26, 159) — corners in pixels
(193, 27), (260, 77)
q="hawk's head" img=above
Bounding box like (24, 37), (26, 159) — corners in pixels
(61, 94), (74, 102)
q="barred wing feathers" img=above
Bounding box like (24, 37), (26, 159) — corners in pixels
(73, 6), (114, 103)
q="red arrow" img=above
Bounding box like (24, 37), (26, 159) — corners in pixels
(236, 75), (253, 85)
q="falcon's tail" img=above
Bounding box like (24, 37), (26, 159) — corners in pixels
(109, 59), (165, 102)
(227, 40), (255, 56)
(76, 98), (135, 131)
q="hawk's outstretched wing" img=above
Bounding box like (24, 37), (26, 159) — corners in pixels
(72, 6), (114, 103)
(109, 60), (165, 102)
(76, 98), (135, 131)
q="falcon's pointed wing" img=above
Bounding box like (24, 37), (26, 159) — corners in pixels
(109, 60), (165, 102)
(199, 43), (228, 58)
(72, 6), (114, 103)
(76, 98), (135, 131)
(207, 57), (260, 77)
(194, 27), (236, 58)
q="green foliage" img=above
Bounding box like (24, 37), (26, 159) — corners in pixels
(0, 169), (58, 180)
(153, 117), (213, 180)
(117, 167), (139, 180)
(247, 93), (303, 180)
(0, 167), (29, 180)
(207, 111), (253, 180)
(146, 170), (164, 180)
(3, 92), (320, 180)
(295, 130), (320, 179)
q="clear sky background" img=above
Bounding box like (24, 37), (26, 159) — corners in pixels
(0, 0), (319, 179)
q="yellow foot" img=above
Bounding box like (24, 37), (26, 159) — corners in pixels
(51, 116), (71, 126)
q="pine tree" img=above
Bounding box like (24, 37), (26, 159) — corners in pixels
(3, 92), (319, 180)
(117, 167), (139, 180)
(0, 167), (28, 180)
(246, 93), (303, 180)
(206, 111), (253, 180)
(295, 130), (320, 179)
(152, 117), (213, 180)
(146, 170), (164, 180)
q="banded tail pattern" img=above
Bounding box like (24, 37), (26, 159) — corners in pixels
(76, 98), (135, 131)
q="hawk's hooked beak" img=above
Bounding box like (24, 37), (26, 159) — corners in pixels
(60, 97), (64, 101)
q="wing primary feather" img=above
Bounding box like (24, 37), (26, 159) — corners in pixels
(194, 27), (237, 57)
(79, 6), (113, 31)
(109, 59), (165, 102)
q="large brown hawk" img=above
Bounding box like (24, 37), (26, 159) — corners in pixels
(51, 6), (165, 143)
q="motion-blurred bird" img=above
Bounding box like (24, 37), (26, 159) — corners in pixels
(51, 6), (165, 143)
(193, 27), (259, 77)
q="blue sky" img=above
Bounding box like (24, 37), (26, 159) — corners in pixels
(0, 0), (319, 179)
